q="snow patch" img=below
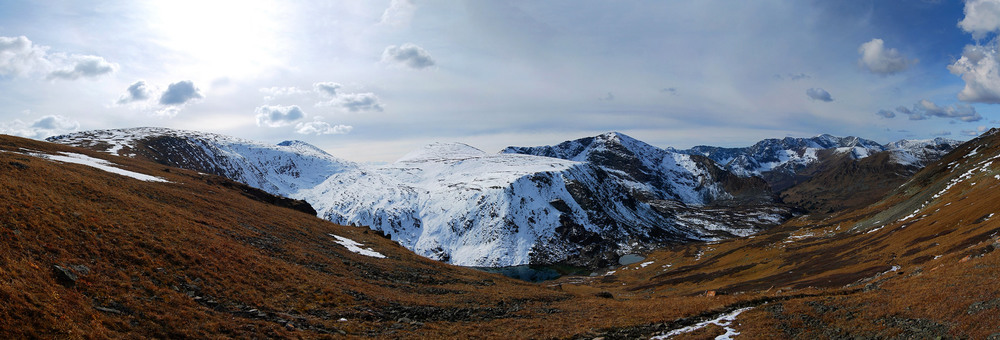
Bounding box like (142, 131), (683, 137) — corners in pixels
(26, 151), (169, 183)
(652, 307), (753, 340)
(328, 234), (386, 258)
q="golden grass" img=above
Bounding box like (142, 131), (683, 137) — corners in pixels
(3, 132), (1000, 338)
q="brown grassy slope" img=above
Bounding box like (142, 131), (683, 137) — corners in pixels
(7, 131), (1000, 339)
(0, 135), (580, 338)
(778, 149), (920, 216)
(0, 135), (816, 339)
(566, 131), (1000, 338)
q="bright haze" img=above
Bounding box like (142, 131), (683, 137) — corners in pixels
(0, 0), (998, 162)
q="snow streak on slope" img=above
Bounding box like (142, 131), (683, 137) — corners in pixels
(6, 149), (169, 182)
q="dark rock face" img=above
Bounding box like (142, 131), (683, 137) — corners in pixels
(52, 265), (79, 287)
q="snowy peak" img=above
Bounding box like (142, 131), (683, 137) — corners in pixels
(501, 131), (655, 163)
(885, 137), (961, 167)
(395, 142), (487, 163)
(503, 132), (774, 206)
(277, 140), (335, 158)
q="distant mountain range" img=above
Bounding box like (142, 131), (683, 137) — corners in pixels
(677, 135), (959, 213)
(48, 128), (957, 267)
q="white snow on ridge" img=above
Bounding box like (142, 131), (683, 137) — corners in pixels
(329, 234), (386, 258)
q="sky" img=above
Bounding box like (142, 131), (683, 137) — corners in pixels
(2, 0), (1000, 162)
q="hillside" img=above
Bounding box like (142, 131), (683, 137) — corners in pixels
(567, 129), (1000, 338)
(0, 134), (814, 338)
(5, 129), (1000, 338)
(0, 135), (566, 338)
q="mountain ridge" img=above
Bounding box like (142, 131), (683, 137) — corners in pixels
(50, 128), (790, 268)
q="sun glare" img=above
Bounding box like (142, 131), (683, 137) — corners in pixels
(148, 0), (285, 80)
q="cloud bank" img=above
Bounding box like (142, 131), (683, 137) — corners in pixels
(0, 35), (116, 80)
(0, 115), (80, 139)
(879, 100), (982, 122)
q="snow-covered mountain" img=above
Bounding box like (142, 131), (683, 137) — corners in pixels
(885, 137), (959, 167)
(680, 134), (958, 178)
(48, 128), (790, 268)
(48, 127), (356, 196)
(303, 137), (789, 267)
(502, 132), (774, 205)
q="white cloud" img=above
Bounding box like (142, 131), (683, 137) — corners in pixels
(47, 55), (117, 80)
(313, 82), (342, 97)
(159, 80), (203, 105)
(948, 41), (1000, 103)
(117, 81), (151, 104)
(958, 0), (1000, 40)
(115, 80), (203, 118)
(0, 115), (80, 139)
(331, 92), (384, 112)
(379, 0), (416, 27)
(932, 130), (953, 136)
(858, 38), (915, 75)
(0, 35), (51, 77)
(295, 120), (353, 135)
(381, 43), (436, 69)
(312, 82), (384, 112)
(255, 105), (306, 127)
(0, 35), (116, 80)
(806, 88), (833, 102)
